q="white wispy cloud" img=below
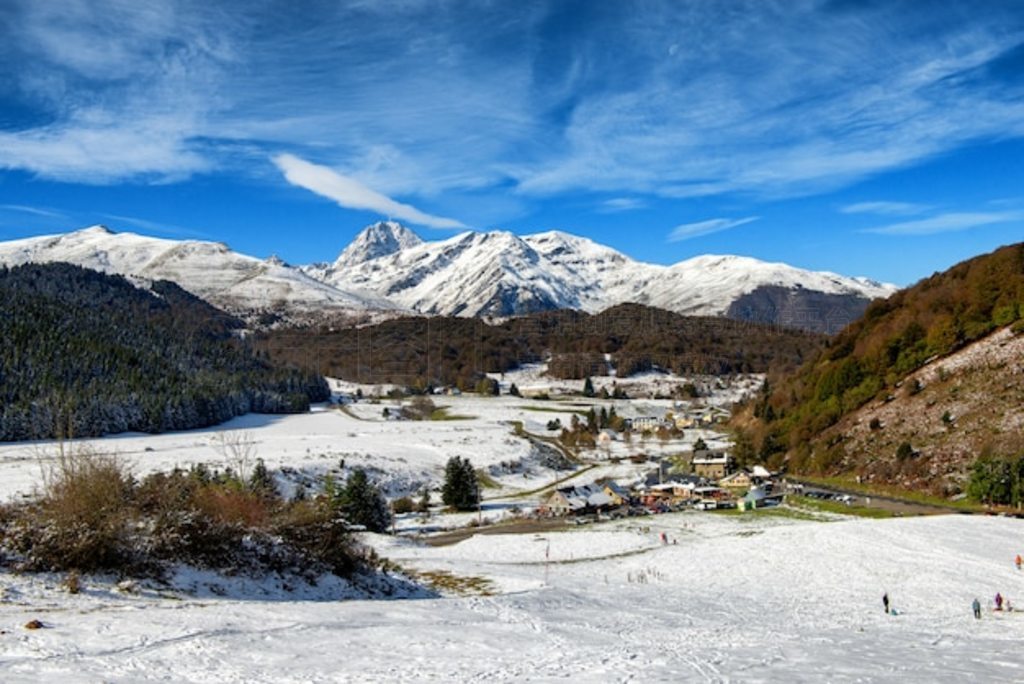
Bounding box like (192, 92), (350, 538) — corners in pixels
(273, 154), (466, 230)
(0, 0), (1023, 214)
(841, 201), (932, 216)
(599, 197), (647, 213)
(0, 204), (68, 219)
(668, 216), (758, 242)
(864, 211), (1023, 236)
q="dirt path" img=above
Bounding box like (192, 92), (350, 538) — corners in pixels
(422, 517), (572, 547)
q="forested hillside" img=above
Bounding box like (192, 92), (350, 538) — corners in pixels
(737, 242), (1024, 486)
(258, 303), (824, 388)
(0, 263), (328, 441)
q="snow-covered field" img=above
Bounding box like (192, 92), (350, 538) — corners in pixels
(4, 383), (1020, 681)
(2, 513), (1023, 682)
(0, 382), (737, 502)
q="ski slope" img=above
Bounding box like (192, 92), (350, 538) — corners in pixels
(1, 513), (1022, 682)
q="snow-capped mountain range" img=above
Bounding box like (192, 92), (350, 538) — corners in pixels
(303, 221), (895, 331)
(0, 222), (896, 332)
(0, 226), (396, 322)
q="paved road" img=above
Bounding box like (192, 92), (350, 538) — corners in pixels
(784, 478), (966, 517)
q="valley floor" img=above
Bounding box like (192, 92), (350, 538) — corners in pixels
(1, 381), (1021, 682)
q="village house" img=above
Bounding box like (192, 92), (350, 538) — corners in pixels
(625, 416), (665, 432)
(692, 450), (734, 479)
(541, 483), (617, 516)
(718, 470), (754, 491)
(602, 481), (632, 507)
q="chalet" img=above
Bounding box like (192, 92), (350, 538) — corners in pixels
(719, 470), (754, 491)
(541, 489), (587, 516)
(672, 414), (696, 430)
(692, 451), (734, 479)
(602, 482), (632, 507)
(637, 482), (695, 506)
(750, 465), (774, 483)
(541, 483), (617, 516)
(626, 416), (665, 432)
(741, 485), (783, 509)
(692, 485), (729, 501)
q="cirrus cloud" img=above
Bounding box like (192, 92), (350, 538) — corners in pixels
(864, 211), (1023, 236)
(668, 216), (759, 242)
(273, 154), (466, 230)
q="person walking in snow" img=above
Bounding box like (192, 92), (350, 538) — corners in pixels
(973, 598), (982, 619)
(882, 592), (890, 614)
(1016, 554), (1022, 571)
(995, 592), (1004, 611)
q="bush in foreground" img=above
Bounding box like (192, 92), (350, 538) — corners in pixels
(0, 449), (376, 580)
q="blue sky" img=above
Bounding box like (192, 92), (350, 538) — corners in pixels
(0, 0), (1022, 286)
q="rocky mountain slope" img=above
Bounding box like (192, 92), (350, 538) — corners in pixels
(738, 241), (1024, 497)
(809, 325), (1024, 497)
(305, 222), (895, 331)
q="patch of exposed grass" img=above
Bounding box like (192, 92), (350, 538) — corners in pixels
(413, 570), (495, 596)
(517, 405), (589, 415)
(475, 469), (501, 489)
(429, 407), (475, 421)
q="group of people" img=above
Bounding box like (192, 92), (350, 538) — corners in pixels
(971, 593), (1013, 619)
(885, 592), (1014, 620)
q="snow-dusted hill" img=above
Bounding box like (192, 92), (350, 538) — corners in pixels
(0, 226), (398, 323)
(307, 222), (896, 331)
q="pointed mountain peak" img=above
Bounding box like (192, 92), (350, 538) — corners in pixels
(75, 224), (114, 237)
(334, 221), (423, 268)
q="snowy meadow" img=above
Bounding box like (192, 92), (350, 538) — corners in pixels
(1, 383), (1022, 682)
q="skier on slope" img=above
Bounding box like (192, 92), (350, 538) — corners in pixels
(972, 598), (982, 619)
(995, 592), (1004, 611)
(882, 592), (890, 614)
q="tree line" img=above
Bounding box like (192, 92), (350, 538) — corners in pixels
(257, 302), (824, 389)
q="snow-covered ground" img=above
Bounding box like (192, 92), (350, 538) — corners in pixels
(484, 363), (763, 403)
(1, 381), (1022, 681)
(2, 513), (1023, 682)
(0, 384), (739, 503)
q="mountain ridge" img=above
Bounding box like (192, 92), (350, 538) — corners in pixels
(0, 221), (895, 332)
(736, 241), (1024, 498)
(303, 221), (895, 331)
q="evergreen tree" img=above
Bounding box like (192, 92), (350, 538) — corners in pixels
(336, 468), (392, 532)
(248, 458), (276, 498)
(508, 383), (521, 397)
(582, 377), (596, 398)
(442, 456), (480, 511)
